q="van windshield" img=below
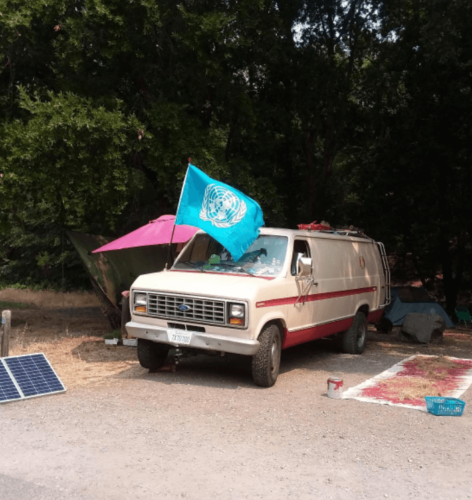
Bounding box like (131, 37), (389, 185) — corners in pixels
(173, 234), (288, 277)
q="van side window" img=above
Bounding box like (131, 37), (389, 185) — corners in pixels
(291, 240), (310, 276)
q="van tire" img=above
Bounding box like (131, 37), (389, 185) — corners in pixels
(251, 323), (282, 387)
(137, 339), (169, 370)
(340, 312), (367, 354)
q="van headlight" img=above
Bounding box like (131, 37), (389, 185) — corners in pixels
(134, 293), (147, 313)
(228, 303), (245, 326)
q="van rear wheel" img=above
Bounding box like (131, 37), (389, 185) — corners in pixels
(137, 339), (169, 370)
(340, 312), (367, 354)
(252, 323), (282, 387)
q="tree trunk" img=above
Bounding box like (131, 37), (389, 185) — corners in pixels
(440, 238), (457, 316)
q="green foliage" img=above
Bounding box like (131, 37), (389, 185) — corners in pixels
(347, 0), (472, 310)
(0, 211), (90, 291)
(0, 85), (148, 289)
(0, 0), (470, 309)
(0, 89), (146, 231)
(104, 329), (121, 340)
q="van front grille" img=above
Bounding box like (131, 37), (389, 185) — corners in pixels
(147, 293), (225, 325)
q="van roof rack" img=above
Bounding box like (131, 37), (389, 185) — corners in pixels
(297, 222), (371, 240)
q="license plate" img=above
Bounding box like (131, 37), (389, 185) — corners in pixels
(167, 329), (192, 345)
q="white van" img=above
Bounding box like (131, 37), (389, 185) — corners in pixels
(126, 228), (391, 386)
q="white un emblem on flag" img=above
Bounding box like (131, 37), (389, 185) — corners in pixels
(199, 184), (247, 228)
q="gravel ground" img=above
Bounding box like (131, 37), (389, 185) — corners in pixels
(1, 325), (472, 500)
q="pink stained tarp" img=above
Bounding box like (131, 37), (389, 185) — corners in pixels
(92, 215), (198, 253)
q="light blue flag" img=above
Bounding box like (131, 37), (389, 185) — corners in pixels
(175, 164), (265, 261)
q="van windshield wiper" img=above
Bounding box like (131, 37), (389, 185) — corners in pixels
(176, 261), (205, 272)
(217, 262), (260, 278)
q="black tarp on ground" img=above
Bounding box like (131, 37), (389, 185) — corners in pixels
(384, 286), (454, 327)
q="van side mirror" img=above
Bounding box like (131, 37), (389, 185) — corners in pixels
(298, 257), (312, 277)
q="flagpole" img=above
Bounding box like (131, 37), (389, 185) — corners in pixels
(165, 159), (191, 270)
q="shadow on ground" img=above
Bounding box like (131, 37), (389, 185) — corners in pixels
(62, 326), (472, 392)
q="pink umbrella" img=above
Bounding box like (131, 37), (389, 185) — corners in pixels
(92, 215), (198, 253)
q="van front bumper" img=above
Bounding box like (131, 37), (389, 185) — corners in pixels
(125, 321), (260, 356)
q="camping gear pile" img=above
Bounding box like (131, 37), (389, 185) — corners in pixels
(384, 287), (454, 328)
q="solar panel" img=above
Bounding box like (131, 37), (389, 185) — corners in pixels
(0, 362), (22, 402)
(0, 353), (66, 404)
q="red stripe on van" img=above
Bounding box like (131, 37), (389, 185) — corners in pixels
(256, 286), (377, 308)
(283, 317), (354, 349)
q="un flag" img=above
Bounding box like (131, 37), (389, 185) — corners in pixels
(175, 164), (265, 261)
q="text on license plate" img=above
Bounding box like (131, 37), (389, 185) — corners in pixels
(168, 330), (192, 345)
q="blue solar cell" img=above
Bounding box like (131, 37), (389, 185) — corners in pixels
(0, 361), (22, 402)
(5, 354), (65, 398)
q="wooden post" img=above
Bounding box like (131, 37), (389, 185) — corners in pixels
(1, 310), (11, 357)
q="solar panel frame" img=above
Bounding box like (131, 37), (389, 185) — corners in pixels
(0, 353), (66, 404)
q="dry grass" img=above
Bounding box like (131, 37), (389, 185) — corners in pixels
(0, 288), (100, 308)
(377, 376), (442, 401)
(3, 290), (131, 389)
(4, 296), (109, 348)
(407, 355), (460, 380)
(373, 355), (471, 402)
(10, 336), (139, 389)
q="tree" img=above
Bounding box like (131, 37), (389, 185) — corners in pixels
(0, 89), (146, 287)
(0, 0), (471, 311)
(346, 0), (472, 312)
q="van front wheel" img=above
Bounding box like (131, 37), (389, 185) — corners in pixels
(252, 324), (282, 387)
(340, 312), (367, 354)
(137, 339), (169, 370)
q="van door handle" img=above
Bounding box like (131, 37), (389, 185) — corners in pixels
(313, 282), (319, 286)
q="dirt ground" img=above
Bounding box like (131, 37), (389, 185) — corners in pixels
(1, 290), (472, 499)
